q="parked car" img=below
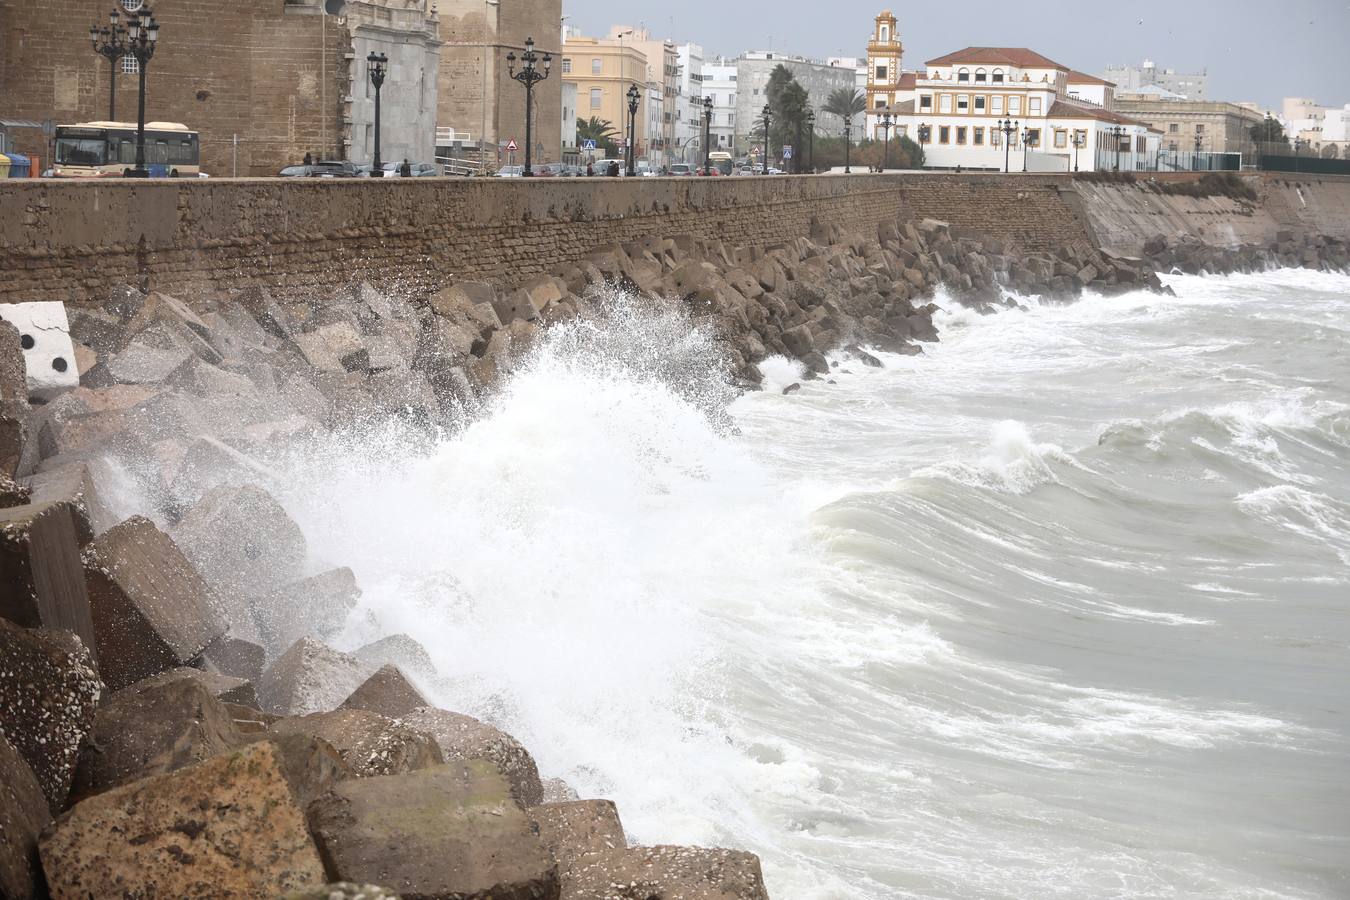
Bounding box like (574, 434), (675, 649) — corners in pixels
(382, 161), (439, 177)
(669, 163), (693, 176)
(280, 161), (358, 178)
(494, 166), (524, 178)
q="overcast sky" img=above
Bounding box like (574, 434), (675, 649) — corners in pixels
(562, 0), (1349, 109)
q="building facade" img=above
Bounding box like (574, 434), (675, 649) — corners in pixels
(1101, 60), (1207, 100)
(703, 62), (737, 151)
(561, 34), (649, 159)
(561, 80), (577, 160)
(733, 52), (859, 150)
(674, 42), (705, 164)
(897, 47), (1158, 172)
(347, 0), (441, 169)
(608, 27), (676, 165)
(434, 0), (563, 167)
(1112, 94), (1264, 157)
(864, 9), (903, 138)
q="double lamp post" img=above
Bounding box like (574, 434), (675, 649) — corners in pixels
(90, 4), (158, 177)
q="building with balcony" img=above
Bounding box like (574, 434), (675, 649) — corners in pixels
(561, 33), (649, 159)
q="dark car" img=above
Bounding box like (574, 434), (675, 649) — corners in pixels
(280, 161), (358, 178)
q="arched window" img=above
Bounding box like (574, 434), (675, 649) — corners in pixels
(992, 68), (1004, 83)
(974, 68), (987, 83)
(957, 67), (970, 83)
(879, 24), (889, 42)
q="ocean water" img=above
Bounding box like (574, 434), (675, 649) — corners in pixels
(271, 269), (1349, 899)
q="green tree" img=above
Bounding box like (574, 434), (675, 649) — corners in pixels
(577, 116), (620, 157)
(1249, 117), (1289, 150)
(823, 88), (866, 130)
(895, 134), (925, 168)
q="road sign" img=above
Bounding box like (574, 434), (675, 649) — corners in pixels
(505, 139), (518, 152)
(582, 139), (597, 150)
(782, 145), (793, 159)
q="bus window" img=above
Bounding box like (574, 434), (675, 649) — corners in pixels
(55, 138), (106, 166)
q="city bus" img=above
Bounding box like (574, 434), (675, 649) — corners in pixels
(707, 151), (734, 176)
(53, 121), (200, 177)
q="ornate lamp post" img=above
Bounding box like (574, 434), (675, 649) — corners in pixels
(702, 95), (713, 175)
(625, 84), (640, 176)
(123, 5), (159, 177)
(1108, 125), (1125, 171)
(1021, 126), (1031, 172)
(89, 9), (127, 121)
(806, 108), (815, 173)
(998, 118), (1017, 173)
(760, 104), (771, 175)
(1193, 131), (1202, 170)
(367, 52), (388, 176)
(1071, 131), (1085, 172)
(506, 37), (552, 177)
(843, 114), (852, 174)
(878, 108), (893, 172)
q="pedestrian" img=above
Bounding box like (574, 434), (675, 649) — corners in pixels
(399, 158), (412, 177)
(303, 152), (313, 166)
(586, 161), (594, 177)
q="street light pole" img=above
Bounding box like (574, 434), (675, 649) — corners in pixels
(506, 36), (552, 177)
(1193, 131), (1202, 171)
(1021, 126), (1030, 172)
(998, 118), (1016, 173)
(123, 6), (159, 178)
(844, 116), (852, 174)
(760, 104), (771, 175)
(1109, 125), (1124, 171)
(806, 108), (815, 174)
(702, 95), (713, 175)
(879, 109), (892, 172)
(90, 9), (126, 122)
(625, 84), (641, 176)
(367, 52), (388, 175)
(1071, 131), (1083, 172)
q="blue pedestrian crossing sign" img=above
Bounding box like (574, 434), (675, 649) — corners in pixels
(583, 139), (597, 150)
(782, 145), (793, 159)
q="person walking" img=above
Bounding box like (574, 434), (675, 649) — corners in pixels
(399, 158), (412, 177)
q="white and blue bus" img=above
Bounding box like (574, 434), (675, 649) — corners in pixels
(53, 121), (200, 177)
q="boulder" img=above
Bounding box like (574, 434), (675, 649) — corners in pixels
(257, 637), (372, 716)
(307, 762), (557, 899)
(354, 633), (436, 680)
(341, 664), (429, 719)
(0, 619), (102, 813)
(399, 707), (543, 807)
(82, 516), (226, 691)
(541, 778), (581, 804)
(106, 322), (195, 384)
(529, 800), (626, 869)
(0, 730), (49, 900)
(256, 566), (361, 655)
(561, 846), (769, 900)
(779, 324), (814, 358)
(0, 500), (97, 651)
(518, 275), (565, 315)
(295, 320), (369, 374)
(39, 741), (326, 899)
(237, 285), (298, 342)
(26, 460), (121, 537)
(242, 731), (355, 809)
(0, 473), (30, 508)
(195, 633), (267, 683)
(69, 672), (245, 798)
(0, 412), (23, 477)
(141, 665), (258, 707)
(270, 708), (442, 777)
(172, 483), (307, 604)
(0, 319), (27, 402)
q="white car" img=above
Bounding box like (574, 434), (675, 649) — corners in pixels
(494, 166), (524, 178)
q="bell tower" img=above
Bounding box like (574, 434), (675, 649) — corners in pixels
(865, 10), (903, 138)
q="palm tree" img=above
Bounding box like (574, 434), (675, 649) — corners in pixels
(823, 88), (866, 173)
(577, 116), (621, 158)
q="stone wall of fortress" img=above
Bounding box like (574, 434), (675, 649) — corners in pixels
(2, 172), (1348, 306)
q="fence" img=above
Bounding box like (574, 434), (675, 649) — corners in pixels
(1093, 145), (1241, 173)
(1257, 154), (1350, 176)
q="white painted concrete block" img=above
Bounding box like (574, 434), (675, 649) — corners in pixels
(0, 302), (80, 400)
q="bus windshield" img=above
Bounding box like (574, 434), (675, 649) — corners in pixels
(56, 138), (107, 166)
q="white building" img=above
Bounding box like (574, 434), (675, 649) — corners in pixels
(895, 47), (1159, 172)
(704, 61), (738, 151)
(1102, 60), (1207, 100)
(675, 42), (706, 163)
(561, 81), (578, 161)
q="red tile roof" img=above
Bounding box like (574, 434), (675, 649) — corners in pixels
(1067, 70), (1114, 87)
(897, 71), (917, 89)
(1046, 101), (1149, 127)
(924, 47), (1069, 69)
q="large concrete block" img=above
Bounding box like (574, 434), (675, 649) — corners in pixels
(0, 319), (28, 402)
(83, 516), (226, 691)
(529, 800), (626, 869)
(0, 619), (102, 813)
(39, 741), (327, 899)
(195, 633), (267, 683)
(27, 459), (121, 537)
(341, 664), (429, 719)
(69, 672), (245, 798)
(307, 762), (558, 899)
(0, 730), (50, 899)
(242, 732), (355, 809)
(353, 633), (436, 680)
(0, 500), (97, 651)
(561, 846), (770, 900)
(270, 708), (443, 777)
(172, 482), (307, 603)
(257, 637), (372, 716)
(255, 566), (360, 655)
(399, 706), (543, 808)
(0, 302), (79, 400)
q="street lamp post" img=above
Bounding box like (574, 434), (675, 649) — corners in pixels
(806, 108), (815, 173)
(122, 6), (159, 177)
(90, 10), (127, 122)
(1021, 126), (1031, 172)
(998, 118), (1017, 173)
(625, 84), (641, 176)
(760, 104), (771, 175)
(367, 52), (388, 176)
(1193, 131), (1202, 170)
(1109, 125), (1125, 171)
(1071, 131), (1084, 172)
(702, 95), (713, 175)
(878, 109), (893, 172)
(506, 37), (552, 177)
(844, 116), (852, 174)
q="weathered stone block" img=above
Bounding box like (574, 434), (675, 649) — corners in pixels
(561, 846), (769, 900)
(257, 637), (372, 716)
(27, 460), (120, 537)
(39, 741), (327, 899)
(529, 800), (626, 869)
(256, 566), (361, 655)
(0, 729), (49, 899)
(0, 619), (101, 812)
(172, 482), (307, 604)
(341, 664), (429, 719)
(0, 500), (96, 650)
(195, 633), (267, 683)
(399, 706), (543, 808)
(83, 516), (226, 691)
(308, 762), (557, 899)
(353, 633), (436, 680)
(270, 708), (442, 777)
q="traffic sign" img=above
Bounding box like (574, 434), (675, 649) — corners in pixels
(505, 139), (518, 152)
(583, 139), (597, 150)
(782, 145), (793, 159)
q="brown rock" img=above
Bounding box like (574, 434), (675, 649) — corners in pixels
(27, 460), (120, 537)
(140, 665), (258, 707)
(541, 777), (581, 804)
(399, 706), (543, 807)
(270, 708), (442, 777)
(529, 800), (626, 869)
(39, 741), (326, 900)
(256, 566), (361, 655)
(0, 500), (97, 650)
(257, 637), (372, 716)
(0, 320), (27, 402)
(0, 729), (49, 899)
(195, 633), (267, 682)
(353, 633), (436, 680)
(279, 884), (402, 900)
(172, 482), (307, 605)
(82, 516), (226, 691)
(69, 672), (245, 798)
(341, 665), (429, 719)
(0, 619), (102, 813)
(243, 732), (355, 809)
(0, 413), (23, 477)
(0, 472), (30, 509)
(307, 761), (558, 899)
(561, 846), (769, 900)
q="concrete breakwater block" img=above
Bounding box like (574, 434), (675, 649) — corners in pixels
(399, 706), (544, 808)
(270, 708), (443, 778)
(0, 302), (79, 401)
(0, 499), (97, 650)
(0, 729), (51, 899)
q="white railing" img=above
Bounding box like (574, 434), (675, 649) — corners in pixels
(434, 155), (478, 176)
(435, 126), (474, 145)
